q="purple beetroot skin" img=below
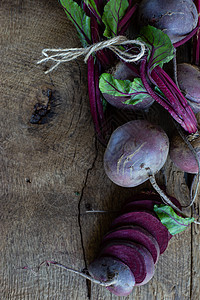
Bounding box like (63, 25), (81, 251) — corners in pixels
(100, 241), (155, 286)
(170, 133), (200, 173)
(111, 211), (171, 254)
(103, 62), (154, 111)
(88, 256), (135, 296)
(104, 120), (169, 187)
(102, 226), (160, 264)
(138, 0), (198, 43)
(177, 63), (200, 113)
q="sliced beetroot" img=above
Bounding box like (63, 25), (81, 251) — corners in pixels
(111, 211), (170, 254)
(124, 192), (182, 211)
(123, 192), (162, 206)
(102, 225), (160, 264)
(123, 199), (161, 213)
(124, 198), (182, 213)
(100, 240), (155, 285)
(88, 256), (135, 296)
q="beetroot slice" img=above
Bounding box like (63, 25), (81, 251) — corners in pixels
(124, 192), (182, 211)
(111, 211), (170, 254)
(123, 200), (161, 213)
(124, 192), (162, 204)
(88, 256), (135, 296)
(102, 225), (160, 264)
(100, 240), (155, 285)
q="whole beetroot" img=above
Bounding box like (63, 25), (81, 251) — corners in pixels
(104, 120), (169, 187)
(138, 0), (198, 43)
(170, 133), (200, 173)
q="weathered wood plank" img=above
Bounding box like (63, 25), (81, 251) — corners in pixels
(0, 1), (94, 299)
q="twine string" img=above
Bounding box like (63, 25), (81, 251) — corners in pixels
(37, 36), (146, 74)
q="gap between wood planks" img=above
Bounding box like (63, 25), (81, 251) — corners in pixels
(78, 136), (99, 299)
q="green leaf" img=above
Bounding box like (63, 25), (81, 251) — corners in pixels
(138, 26), (174, 71)
(99, 73), (149, 105)
(102, 0), (129, 38)
(60, 0), (91, 47)
(124, 78), (150, 105)
(154, 204), (195, 235)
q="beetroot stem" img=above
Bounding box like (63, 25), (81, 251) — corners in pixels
(152, 67), (197, 133)
(118, 4), (138, 35)
(40, 260), (117, 287)
(140, 57), (186, 129)
(148, 173), (186, 216)
(173, 26), (200, 48)
(87, 56), (102, 138)
(87, 56), (108, 145)
(156, 66), (197, 130)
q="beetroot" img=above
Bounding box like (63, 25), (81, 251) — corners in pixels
(124, 194), (182, 212)
(111, 211), (171, 254)
(123, 199), (162, 213)
(170, 133), (200, 173)
(139, 0), (198, 43)
(102, 226), (160, 264)
(177, 63), (200, 113)
(88, 256), (136, 296)
(100, 241), (155, 285)
(104, 120), (169, 187)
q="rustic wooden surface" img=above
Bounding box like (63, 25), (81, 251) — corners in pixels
(0, 1), (199, 299)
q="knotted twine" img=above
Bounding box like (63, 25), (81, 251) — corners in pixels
(37, 36), (146, 74)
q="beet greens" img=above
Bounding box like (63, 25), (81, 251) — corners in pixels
(60, 0), (139, 144)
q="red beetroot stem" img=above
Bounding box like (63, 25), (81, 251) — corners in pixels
(90, 17), (111, 69)
(118, 4), (138, 35)
(156, 66), (198, 130)
(151, 67), (197, 133)
(94, 60), (109, 140)
(173, 26), (200, 48)
(140, 57), (187, 129)
(87, 56), (104, 141)
(87, 56), (108, 145)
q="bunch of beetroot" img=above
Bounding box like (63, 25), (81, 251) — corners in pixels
(59, 0), (200, 145)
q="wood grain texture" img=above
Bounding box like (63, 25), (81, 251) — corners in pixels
(0, 1), (199, 300)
